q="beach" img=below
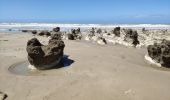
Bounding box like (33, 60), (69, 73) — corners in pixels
(1, 31), (170, 100)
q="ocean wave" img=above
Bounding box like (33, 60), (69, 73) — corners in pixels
(0, 23), (170, 29)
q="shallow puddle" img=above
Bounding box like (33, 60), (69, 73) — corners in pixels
(8, 55), (74, 76)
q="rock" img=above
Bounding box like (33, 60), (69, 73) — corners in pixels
(147, 39), (170, 67)
(21, 30), (37, 35)
(124, 29), (140, 47)
(22, 30), (29, 32)
(31, 30), (37, 35)
(96, 28), (102, 34)
(26, 37), (65, 70)
(50, 33), (62, 40)
(97, 37), (107, 45)
(67, 28), (82, 40)
(67, 34), (75, 40)
(8, 29), (12, 31)
(0, 92), (7, 100)
(112, 27), (120, 37)
(38, 31), (51, 36)
(53, 27), (60, 32)
(90, 28), (95, 35)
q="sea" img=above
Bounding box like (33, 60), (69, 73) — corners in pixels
(0, 23), (170, 32)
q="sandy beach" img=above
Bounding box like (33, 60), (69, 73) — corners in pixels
(1, 32), (170, 100)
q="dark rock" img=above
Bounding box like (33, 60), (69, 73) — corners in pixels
(38, 31), (51, 36)
(31, 30), (37, 35)
(90, 28), (95, 35)
(8, 29), (12, 31)
(147, 39), (170, 67)
(49, 33), (62, 43)
(26, 37), (65, 70)
(67, 28), (82, 40)
(22, 30), (29, 32)
(124, 29), (140, 47)
(112, 27), (120, 37)
(67, 34), (75, 40)
(53, 27), (60, 32)
(107, 33), (111, 35)
(99, 37), (107, 44)
(96, 28), (102, 34)
(142, 28), (146, 32)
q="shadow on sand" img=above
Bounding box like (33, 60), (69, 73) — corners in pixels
(50, 55), (75, 69)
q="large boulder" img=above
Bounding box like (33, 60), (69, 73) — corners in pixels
(26, 36), (65, 70)
(124, 29), (140, 47)
(147, 39), (170, 67)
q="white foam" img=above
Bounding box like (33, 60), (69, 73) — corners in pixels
(0, 23), (170, 30)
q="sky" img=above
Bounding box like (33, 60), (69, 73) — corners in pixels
(0, 0), (170, 24)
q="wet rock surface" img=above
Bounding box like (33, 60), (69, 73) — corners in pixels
(26, 35), (65, 70)
(147, 39), (170, 67)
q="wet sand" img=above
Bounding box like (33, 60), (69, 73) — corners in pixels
(1, 32), (170, 100)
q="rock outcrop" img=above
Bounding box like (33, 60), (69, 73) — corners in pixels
(67, 34), (75, 40)
(67, 28), (82, 40)
(124, 29), (140, 47)
(53, 27), (60, 32)
(96, 28), (102, 34)
(26, 35), (65, 70)
(112, 27), (120, 37)
(147, 39), (170, 67)
(38, 31), (51, 36)
(21, 30), (37, 35)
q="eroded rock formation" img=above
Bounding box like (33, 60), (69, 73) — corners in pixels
(26, 35), (65, 70)
(147, 39), (170, 67)
(67, 28), (82, 40)
(124, 29), (140, 47)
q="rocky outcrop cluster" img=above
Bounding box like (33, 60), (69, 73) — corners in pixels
(38, 30), (51, 36)
(147, 39), (170, 67)
(85, 28), (107, 45)
(124, 29), (140, 47)
(26, 34), (65, 70)
(22, 30), (37, 35)
(67, 28), (82, 40)
(22, 27), (63, 37)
